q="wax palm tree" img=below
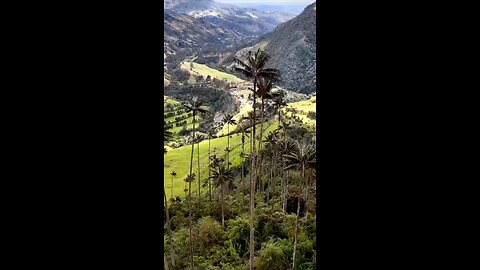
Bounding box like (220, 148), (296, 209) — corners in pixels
(223, 113), (237, 169)
(195, 134), (205, 201)
(206, 124), (217, 203)
(170, 171), (176, 200)
(210, 159), (235, 228)
(183, 98), (208, 270)
(283, 142), (316, 270)
(237, 121), (251, 183)
(233, 49), (281, 270)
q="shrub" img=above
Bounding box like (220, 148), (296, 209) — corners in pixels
(256, 238), (292, 270)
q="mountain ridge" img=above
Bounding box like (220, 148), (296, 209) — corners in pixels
(231, 2), (317, 94)
(164, 0), (295, 37)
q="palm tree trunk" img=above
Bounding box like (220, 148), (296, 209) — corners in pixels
(249, 78), (257, 270)
(258, 97), (266, 194)
(227, 124), (230, 169)
(164, 188), (175, 268)
(292, 194), (301, 270)
(171, 175), (174, 200)
(282, 170), (287, 212)
(241, 130), (245, 183)
(282, 121), (288, 213)
(184, 180), (187, 198)
(208, 134), (212, 204)
(197, 139), (201, 204)
(221, 183), (225, 228)
(278, 105), (281, 128)
(188, 111), (196, 270)
(250, 128), (253, 157)
(304, 170), (310, 220)
(292, 164), (305, 270)
(259, 97), (265, 158)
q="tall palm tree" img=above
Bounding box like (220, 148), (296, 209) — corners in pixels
(183, 99), (208, 270)
(223, 114), (237, 169)
(237, 122), (251, 184)
(195, 134), (205, 202)
(233, 49), (280, 270)
(206, 125), (217, 204)
(210, 159), (235, 228)
(170, 171), (177, 200)
(164, 187), (175, 268)
(284, 142), (316, 270)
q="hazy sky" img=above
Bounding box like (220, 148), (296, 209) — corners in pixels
(216, 0), (315, 4)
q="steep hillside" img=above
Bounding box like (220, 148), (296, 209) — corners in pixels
(164, 10), (242, 56)
(164, 10), (247, 78)
(165, 0), (294, 37)
(232, 2), (317, 94)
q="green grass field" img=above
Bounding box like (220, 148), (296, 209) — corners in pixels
(284, 96), (316, 126)
(164, 121), (279, 199)
(163, 66), (317, 198)
(181, 61), (244, 84)
(167, 115), (203, 134)
(164, 96), (179, 106)
(217, 104), (253, 137)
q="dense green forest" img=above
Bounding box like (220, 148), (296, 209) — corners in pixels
(164, 49), (316, 270)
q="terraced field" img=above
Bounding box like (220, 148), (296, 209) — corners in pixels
(164, 96), (206, 135)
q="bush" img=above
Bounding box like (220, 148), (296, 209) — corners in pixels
(225, 214), (250, 258)
(306, 111), (316, 120)
(194, 216), (223, 253)
(257, 238), (292, 270)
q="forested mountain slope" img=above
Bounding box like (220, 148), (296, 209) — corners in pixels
(231, 2), (317, 94)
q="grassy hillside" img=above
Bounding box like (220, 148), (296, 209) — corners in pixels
(181, 61), (244, 84)
(164, 121), (279, 199)
(284, 96), (316, 126)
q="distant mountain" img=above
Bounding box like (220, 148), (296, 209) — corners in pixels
(164, 10), (242, 55)
(232, 2), (317, 94)
(165, 0), (295, 37)
(233, 3), (308, 16)
(164, 10), (249, 81)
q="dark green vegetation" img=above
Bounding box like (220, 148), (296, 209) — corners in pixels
(164, 49), (316, 270)
(164, 122), (316, 270)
